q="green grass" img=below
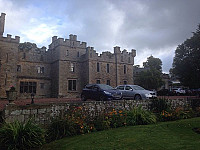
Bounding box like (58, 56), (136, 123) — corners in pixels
(42, 117), (200, 150)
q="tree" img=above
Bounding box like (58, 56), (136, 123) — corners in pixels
(143, 55), (162, 72)
(135, 56), (163, 90)
(171, 24), (200, 88)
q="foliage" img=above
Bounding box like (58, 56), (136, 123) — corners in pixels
(135, 56), (163, 90)
(135, 69), (163, 90)
(159, 107), (194, 122)
(171, 24), (200, 88)
(42, 117), (200, 150)
(107, 109), (127, 128)
(143, 55), (162, 72)
(9, 86), (16, 91)
(0, 120), (45, 150)
(150, 98), (171, 113)
(46, 117), (76, 142)
(93, 114), (110, 131)
(126, 106), (157, 126)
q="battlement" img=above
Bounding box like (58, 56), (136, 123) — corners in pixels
(86, 46), (136, 64)
(49, 34), (87, 49)
(0, 34), (20, 43)
(0, 13), (20, 43)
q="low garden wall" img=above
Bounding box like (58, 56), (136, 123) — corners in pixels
(2, 98), (194, 125)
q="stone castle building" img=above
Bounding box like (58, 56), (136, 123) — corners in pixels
(0, 13), (136, 99)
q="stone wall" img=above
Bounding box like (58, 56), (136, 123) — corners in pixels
(2, 98), (191, 125)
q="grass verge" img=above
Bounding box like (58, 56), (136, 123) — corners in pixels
(42, 117), (200, 150)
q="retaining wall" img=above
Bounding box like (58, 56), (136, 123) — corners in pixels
(2, 99), (191, 124)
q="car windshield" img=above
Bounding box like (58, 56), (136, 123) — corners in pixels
(98, 84), (114, 90)
(131, 85), (145, 90)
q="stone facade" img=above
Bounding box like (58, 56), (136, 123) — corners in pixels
(0, 13), (136, 99)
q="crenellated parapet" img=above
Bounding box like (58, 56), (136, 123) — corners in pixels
(86, 46), (136, 64)
(0, 34), (20, 43)
(49, 34), (87, 50)
(0, 13), (20, 43)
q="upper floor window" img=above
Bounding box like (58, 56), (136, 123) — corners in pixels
(77, 51), (80, 57)
(97, 62), (100, 72)
(40, 55), (44, 61)
(23, 53), (26, 59)
(66, 50), (69, 56)
(37, 66), (44, 74)
(40, 83), (45, 89)
(17, 65), (21, 72)
(128, 57), (131, 63)
(70, 63), (75, 72)
(107, 64), (110, 73)
(124, 65), (127, 74)
(121, 56), (124, 62)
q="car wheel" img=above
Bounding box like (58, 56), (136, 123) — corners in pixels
(81, 95), (87, 101)
(99, 95), (106, 101)
(134, 94), (142, 100)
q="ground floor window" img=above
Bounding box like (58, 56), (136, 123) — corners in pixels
(20, 81), (37, 93)
(123, 80), (127, 85)
(107, 80), (110, 85)
(96, 80), (101, 84)
(68, 80), (76, 91)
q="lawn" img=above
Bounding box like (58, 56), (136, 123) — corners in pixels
(42, 117), (200, 150)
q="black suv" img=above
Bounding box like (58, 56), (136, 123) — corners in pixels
(81, 84), (122, 101)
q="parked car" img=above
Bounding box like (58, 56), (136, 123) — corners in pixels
(171, 88), (186, 95)
(116, 85), (157, 100)
(81, 84), (122, 101)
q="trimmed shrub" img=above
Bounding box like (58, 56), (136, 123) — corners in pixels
(0, 120), (45, 150)
(126, 106), (157, 126)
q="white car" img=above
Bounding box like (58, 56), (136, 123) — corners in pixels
(116, 85), (157, 100)
(172, 88), (186, 95)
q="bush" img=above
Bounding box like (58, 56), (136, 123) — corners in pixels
(126, 106), (157, 126)
(0, 120), (45, 150)
(108, 109), (126, 128)
(93, 115), (110, 131)
(150, 98), (171, 113)
(46, 118), (73, 142)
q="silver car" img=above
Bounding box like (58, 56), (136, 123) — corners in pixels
(116, 85), (157, 100)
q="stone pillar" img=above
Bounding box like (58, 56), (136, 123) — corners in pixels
(0, 13), (6, 36)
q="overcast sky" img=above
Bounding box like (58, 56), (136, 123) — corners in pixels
(1, 0), (200, 73)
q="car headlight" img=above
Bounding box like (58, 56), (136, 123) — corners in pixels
(104, 91), (111, 95)
(145, 93), (151, 97)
